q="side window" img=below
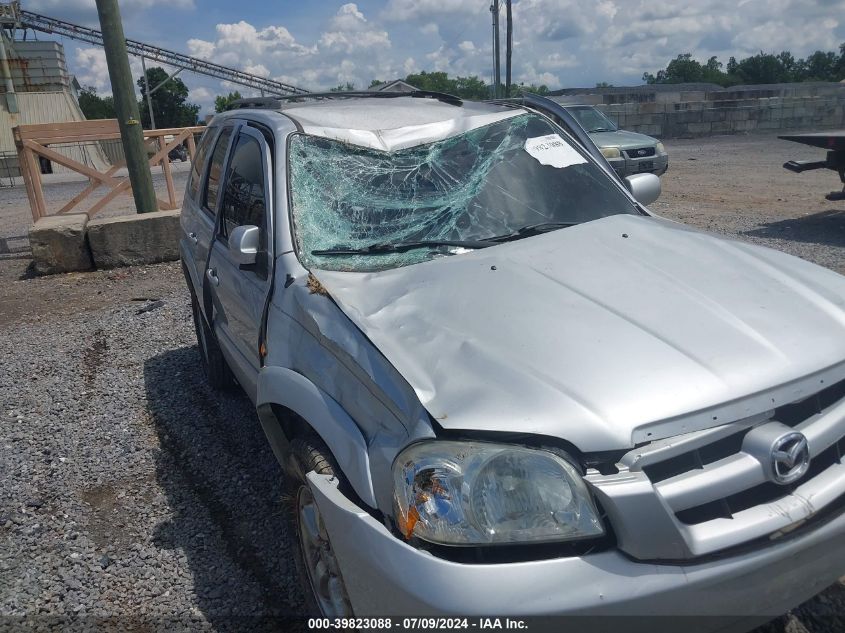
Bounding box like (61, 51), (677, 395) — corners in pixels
(219, 134), (266, 240)
(187, 127), (217, 200)
(203, 127), (234, 215)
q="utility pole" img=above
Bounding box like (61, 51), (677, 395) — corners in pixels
(140, 56), (156, 130)
(505, 0), (513, 97)
(490, 1), (501, 98)
(95, 0), (157, 214)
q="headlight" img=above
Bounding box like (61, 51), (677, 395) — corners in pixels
(655, 142), (666, 155)
(393, 441), (605, 545)
(600, 146), (621, 159)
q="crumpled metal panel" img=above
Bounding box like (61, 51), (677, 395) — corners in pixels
(283, 98), (523, 151)
(313, 214), (845, 452)
(266, 253), (435, 509)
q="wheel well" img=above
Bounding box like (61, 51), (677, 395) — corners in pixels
(265, 403), (370, 509)
(269, 402), (313, 445)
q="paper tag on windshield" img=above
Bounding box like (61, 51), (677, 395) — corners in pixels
(524, 134), (587, 169)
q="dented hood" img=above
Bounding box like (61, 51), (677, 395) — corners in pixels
(314, 215), (845, 451)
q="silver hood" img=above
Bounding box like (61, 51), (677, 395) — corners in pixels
(314, 215), (845, 451)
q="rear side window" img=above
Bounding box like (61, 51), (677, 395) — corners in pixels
(203, 127), (234, 215)
(219, 134), (266, 239)
(187, 127), (217, 200)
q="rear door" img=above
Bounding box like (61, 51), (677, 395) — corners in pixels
(189, 124), (236, 308)
(205, 124), (274, 396)
(180, 125), (217, 297)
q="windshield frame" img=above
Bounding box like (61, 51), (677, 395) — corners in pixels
(284, 110), (645, 273)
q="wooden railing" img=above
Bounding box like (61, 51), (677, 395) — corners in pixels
(14, 119), (205, 221)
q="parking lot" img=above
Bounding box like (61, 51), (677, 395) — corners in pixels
(1, 131), (843, 630)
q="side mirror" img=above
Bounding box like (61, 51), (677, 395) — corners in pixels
(228, 225), (260, 266)
(625, 173), (661, 206)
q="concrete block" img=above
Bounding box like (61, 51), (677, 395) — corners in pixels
(727, 109), (750, 122)
(687, 122), (712, 135)
(639, 102), (663, 114)
(87, 210), (181, 269)
(29, 214), (93, 275)
(711, 121), (732, 133)
(703, 109), (727, 122)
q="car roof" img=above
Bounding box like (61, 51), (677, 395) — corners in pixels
(270, 96), (527, 151)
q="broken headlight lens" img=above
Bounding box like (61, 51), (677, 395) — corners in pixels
(393, 441), (605, 545)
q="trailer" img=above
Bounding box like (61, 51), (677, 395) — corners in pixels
(781, 130), (845, 201)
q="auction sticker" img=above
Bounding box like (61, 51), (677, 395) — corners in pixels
(524, 134), (587, 168)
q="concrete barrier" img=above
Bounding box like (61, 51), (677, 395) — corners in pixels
(553, 85), (845, 138)
(87, 210), (181, 269)
(29, 214), (93, 275)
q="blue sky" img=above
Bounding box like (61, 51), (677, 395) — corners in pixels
(25, 0), (845, 116)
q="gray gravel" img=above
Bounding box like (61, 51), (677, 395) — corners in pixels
(0, 264), (306, 629)
(0, 131), (844, 630)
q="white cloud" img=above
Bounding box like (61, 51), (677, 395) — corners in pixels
(73, 47), (144, 95)
(63, 0), (845, 108)
(319, 3), (391, 53)
(383, 0), (484, 21)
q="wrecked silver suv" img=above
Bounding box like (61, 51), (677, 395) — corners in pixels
(180, 92), (845, 627)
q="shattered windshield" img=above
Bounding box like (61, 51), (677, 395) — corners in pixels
(289, 113), (637, 272)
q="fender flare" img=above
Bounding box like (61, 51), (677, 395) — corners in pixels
(256, 366), (377, 509)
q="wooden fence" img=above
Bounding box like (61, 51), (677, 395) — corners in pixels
(14, 119), (205, 222)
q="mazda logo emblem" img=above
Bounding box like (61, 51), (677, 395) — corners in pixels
(771, 432), (810, 485)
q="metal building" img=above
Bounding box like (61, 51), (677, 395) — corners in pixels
(0, 30), (109, 180)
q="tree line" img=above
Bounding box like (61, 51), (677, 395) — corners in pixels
(212, 71), (551, 112)
(643, 44), (845, 86)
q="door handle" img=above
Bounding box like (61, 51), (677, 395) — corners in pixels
(206, 267), (219, 286)
(188, 232), (198, 245)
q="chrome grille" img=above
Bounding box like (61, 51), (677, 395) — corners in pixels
(586, 376), (845, 561)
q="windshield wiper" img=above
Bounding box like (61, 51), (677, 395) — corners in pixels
(485, 222), (579, 243)
(312, 239), (496, 256)
(589, 127), (613, 133)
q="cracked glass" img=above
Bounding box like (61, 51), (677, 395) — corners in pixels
(289, 113), (638, 272)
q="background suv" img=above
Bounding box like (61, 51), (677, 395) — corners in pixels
(563, 104), (669, 177)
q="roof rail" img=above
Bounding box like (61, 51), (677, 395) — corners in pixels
(227, 89), (463, 111)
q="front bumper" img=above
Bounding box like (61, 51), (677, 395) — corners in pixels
(309, 472), (844, 625)
(608, 153), (668, 177)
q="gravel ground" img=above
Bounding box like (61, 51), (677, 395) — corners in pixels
(0, 130), (844, 631)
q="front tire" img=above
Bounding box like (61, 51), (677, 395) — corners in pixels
(286, 436), (354, 617)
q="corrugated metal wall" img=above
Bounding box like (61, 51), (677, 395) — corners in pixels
(0, 91), (111, 176)
(1, 40), (71, 93)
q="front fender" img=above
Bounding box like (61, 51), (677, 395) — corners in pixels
(256, 365), (377, 509)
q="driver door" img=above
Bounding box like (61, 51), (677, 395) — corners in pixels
(205, 124), (274, 398)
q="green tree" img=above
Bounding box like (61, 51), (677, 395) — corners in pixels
(730, 52), (790, 84)
(368, 79), (385, 89)
(78, 86), (116, 120)
(136, 66), (200, 128)
(330, 82), (355, 92)
(838, 43), (845, 79)
(801, 50), (839, 81)
(404, 71), (456, 94)
(453, 75), (489, 99)
(403, 71), (493, 99)
(595, 81), (614, 88)
(214, 90), (242, 113)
